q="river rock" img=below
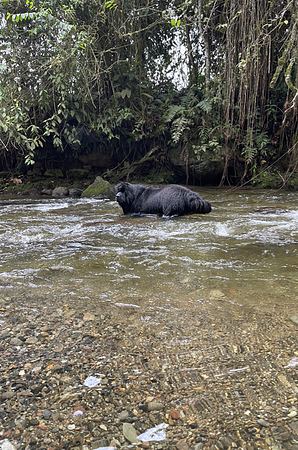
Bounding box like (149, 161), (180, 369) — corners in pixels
(21, 188), (41, 196)
(257, 418), (270, 427)
(290, 421), (298, 433)
(123, 423), (138, 443)
(41, 188), (53, 195)
(1, 391), (16, 400)
(147, 401), (164, 412)
(118, 410), (130, 421)
(52, 186), (69, 197)
(69, 188), (82, 197)
(42, 409), (52, 420)
(25, 337), (38, 344)
(1, 441), (17, 450)
(175, 439), (189, 450)
(81, 176), (114, 199)
(10, 337), (23, 346)
(290, 316), (298, 325)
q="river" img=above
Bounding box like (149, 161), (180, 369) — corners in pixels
(0, 188), (298, 318)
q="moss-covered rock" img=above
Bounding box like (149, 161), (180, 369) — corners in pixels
(81, 176), (114, 199)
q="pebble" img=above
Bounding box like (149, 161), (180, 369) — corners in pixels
(10, 337), (23, 346)
(257, 418), (270, 427)
(1, 442), (17, 450)
(0, 392), (16, 400)
(169, 409), (180, 420)
(290, 316), (298, 325)
(141, 401), (164, 412)
(122, 423), (138, 444)
(42, 409), (52, 420)
(25, 337), (38, 344)
(175, 439), (189, 450)
(118, 411), (130, 421)
(194, 444), (204, 450)
(83, 313), (95, 321)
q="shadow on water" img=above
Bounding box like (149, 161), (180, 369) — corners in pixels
(0, 188), (298, 318)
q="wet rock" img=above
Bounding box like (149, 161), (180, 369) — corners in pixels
(21, 188), (41, 196)
(175, 439), (189, 450)
(1, 441), (17, 450)
(123, 422), (138, 443)
(1, 391), (16, 400)
(69, 188), (82, 198)
(41, 188), (53, 195)
(289, 316), (298, 325)
(290, 421), (298, 433)
(52, 186), (69, 197)
(10, 337), (23, 346)
(271, 425), (292, 441)
(83, 313), (95, 321)
(194, 444), (204, 450)
(91, 439), (109, 449)
(42, 409), (52, 420)
(169, 409), (180, 420)
(118, 410), (130, 422)
(257, 418), (270, 427)
(220, 436), (235, 449)
(52, 411), (61, 421)
(140, 401), (164, 412)
(25, 336), (38, 344)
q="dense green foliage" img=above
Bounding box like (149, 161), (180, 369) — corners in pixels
(0, 0), (298, 186)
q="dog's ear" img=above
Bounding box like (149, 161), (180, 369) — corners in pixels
(120, 182), (131, 192)
(116, 182), (124, 192)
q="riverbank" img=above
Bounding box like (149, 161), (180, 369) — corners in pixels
(1, 292), (298, 450)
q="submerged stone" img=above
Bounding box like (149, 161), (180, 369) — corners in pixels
(123, 422), (138, 443)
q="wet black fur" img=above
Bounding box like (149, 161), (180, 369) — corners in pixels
(115, 182), (211, 217)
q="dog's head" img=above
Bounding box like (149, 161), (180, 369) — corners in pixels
(115, 182), (134, 213)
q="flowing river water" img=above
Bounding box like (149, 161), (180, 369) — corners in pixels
(0, 187), (298, 317)
(2, 187), (298, 450)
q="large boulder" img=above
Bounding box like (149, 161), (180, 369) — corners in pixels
(81, 176), (114, 199)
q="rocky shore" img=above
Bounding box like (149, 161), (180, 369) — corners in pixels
(0, 176), (115, 200)
(1, 292), (298, 450)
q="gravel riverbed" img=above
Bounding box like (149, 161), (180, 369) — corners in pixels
(1, 292), (298, 450)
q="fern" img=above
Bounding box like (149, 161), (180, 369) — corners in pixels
(164, 105), (184, 123)
(171, 117), (190, 143)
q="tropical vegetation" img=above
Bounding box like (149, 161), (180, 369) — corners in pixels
(0, 0), (298, 187)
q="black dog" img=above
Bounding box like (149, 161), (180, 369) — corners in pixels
(115, 182), (211, 217)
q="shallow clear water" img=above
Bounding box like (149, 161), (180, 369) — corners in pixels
(0, 188), (298, 315)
